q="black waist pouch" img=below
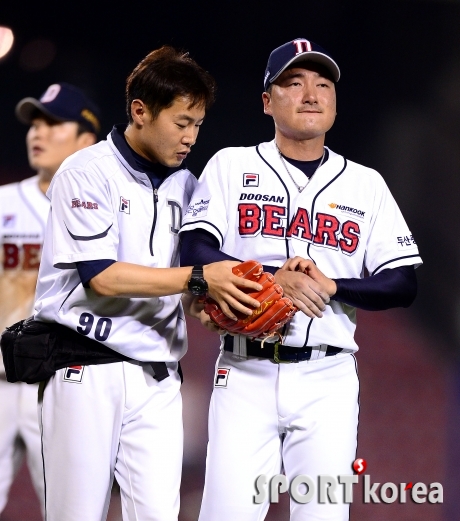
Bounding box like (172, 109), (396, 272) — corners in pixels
(1, 316), (129, 384)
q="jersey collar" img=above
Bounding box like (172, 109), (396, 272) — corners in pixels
(107, 124), (184, 187)
(258, 140), (344, 189)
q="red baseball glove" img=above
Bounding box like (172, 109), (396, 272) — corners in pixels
(204, 260), (297, 339)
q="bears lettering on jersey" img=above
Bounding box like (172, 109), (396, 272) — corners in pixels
(71, 198), (99, 209)
(237, 203), (360, 255)
(2, 243), (41, 270)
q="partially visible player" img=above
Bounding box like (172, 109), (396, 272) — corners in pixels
(0, 82), (100, 519)
(32, 46), (262, 521)
(180, 38), (423, 521)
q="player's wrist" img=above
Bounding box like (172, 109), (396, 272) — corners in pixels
(187, 265), (208, 296)
(329, 278), (338, 297)
(328, 279), (338, 298)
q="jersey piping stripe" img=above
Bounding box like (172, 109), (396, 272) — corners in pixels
(18, 182), (47, 234)
(65, 223), (113, 241)
(303, 157), (347, 348)
(38, 384), (48, 518)
(371, 254), (420, 276)
(58, 282), (81, 311)
(350, 352), (360, 521)
(303, 317), (315, 348)
(256, 145), (290, 260)
(307, 157), (347, 263)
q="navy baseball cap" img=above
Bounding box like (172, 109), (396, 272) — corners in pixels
(264, 38), (340, 91)
(15, 82), (101, 135)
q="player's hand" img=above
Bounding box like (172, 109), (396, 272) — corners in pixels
(203, 261), (262, 321)
(274, 257), (334, 318)
(199, 309), (226, 335)
(281, 257), (337, 298)
(181, 293), (227, 334)
(181, 293), (204, 319)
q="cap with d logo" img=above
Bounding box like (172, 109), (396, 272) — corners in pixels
(264, 38), (340, 91)
(15, 82), (101, 135)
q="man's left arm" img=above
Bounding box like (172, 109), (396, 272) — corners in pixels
(277, 173), (421, 311)
(278, 256), (417, 311)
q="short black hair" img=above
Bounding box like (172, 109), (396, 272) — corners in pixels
(125, 45), (216, 122)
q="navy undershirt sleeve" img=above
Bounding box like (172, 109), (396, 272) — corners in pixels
(179, 229), (417, 310)
(179, 229), (278, 275)
(332, 265), (417, 310)
(76, 259), (117, 288)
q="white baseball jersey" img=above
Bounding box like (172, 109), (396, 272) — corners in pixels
(0, 175), (48, 518)
(0, 175), (49, 373)
(34, 131), (197, 362)
(180, 140), (422, 351)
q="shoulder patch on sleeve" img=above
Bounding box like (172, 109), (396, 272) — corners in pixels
(185, 196), (211, 218)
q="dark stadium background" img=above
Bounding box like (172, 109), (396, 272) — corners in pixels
(0, 0), (458, 519)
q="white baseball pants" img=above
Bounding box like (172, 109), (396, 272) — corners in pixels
(0, 379), (44, 518)
(39, 360), (183, 521)
(198, 351), (359, 521)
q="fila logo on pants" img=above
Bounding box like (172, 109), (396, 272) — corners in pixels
(63, 365), (85, 383)
(215, 368), (230, 387)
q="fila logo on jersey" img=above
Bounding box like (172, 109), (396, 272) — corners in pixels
(2, 215), (15, 227)
(63, 365), (85, 383)
(243, 173), (259, 187)
(215, 368), (230, 387)
(120, 196), (130, 214)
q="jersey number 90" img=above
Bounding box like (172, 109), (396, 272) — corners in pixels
(77, 312), (112, 341)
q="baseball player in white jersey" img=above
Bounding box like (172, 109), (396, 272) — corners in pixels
(179, 38), (423, 520)
(30, 46), (262, 521)
(0, 82), (100, 518)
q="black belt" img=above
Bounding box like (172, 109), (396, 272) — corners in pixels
(224, 335), (342, 363)
(0, 317), (172, 384)
(149, 362), (170, 382)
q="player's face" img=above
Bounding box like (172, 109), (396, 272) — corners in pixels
(138, 96), (205, 167)
(26, 115), (94, 178)
(262, 63), (336, 143)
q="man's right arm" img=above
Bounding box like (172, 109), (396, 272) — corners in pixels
(88, 260), (262, 320)
(50, 168), (262, 320)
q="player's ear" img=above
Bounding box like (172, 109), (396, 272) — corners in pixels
(76, 132), (97, 149)
(130, 99), (148, 127)
(262, 92), (272, 116)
